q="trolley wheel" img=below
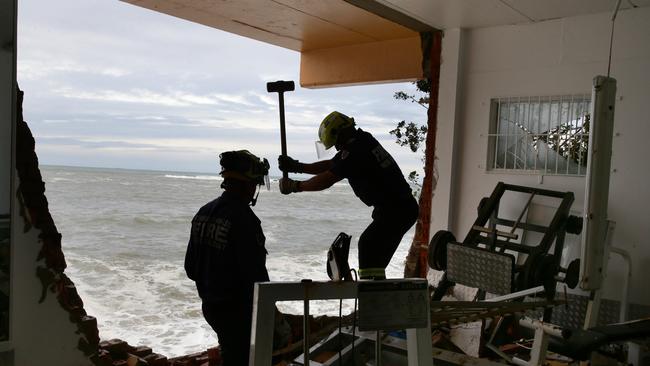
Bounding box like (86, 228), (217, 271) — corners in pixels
(566, 215), (583, 235)
(428, 230), (456, 271)
(564, 259), (581, 289)
(477, 197), (489, 214)
(529, 254), (558, 289)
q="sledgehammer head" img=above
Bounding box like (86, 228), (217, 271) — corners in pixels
(266, 80), (295, 93)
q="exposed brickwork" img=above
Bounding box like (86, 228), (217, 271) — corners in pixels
(403, 31), (442, 279)
(144, 352), (172, 366)
(132, 346), (153, 358)
(98, 339), (221, 366)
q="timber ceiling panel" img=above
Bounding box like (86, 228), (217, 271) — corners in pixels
(122, 0), (418, 52)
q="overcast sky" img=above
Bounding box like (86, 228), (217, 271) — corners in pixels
(17, 0), (426, 176)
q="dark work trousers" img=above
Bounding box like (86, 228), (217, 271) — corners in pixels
(358, 196), (419, 278)
(202, 300), (253, 366)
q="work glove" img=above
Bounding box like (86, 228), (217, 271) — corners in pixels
(278, 155), (303, 173)
(279, 178), (301, 195)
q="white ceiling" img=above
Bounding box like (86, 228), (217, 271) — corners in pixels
(381, 0), (650, 29)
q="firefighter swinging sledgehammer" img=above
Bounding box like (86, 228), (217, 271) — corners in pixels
(278, 111), (419, 280)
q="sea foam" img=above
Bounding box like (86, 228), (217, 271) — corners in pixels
(42, 165), (415, 357)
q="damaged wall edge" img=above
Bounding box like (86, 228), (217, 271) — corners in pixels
(12, 87), (99, 366)
(403, 31), (442, 278)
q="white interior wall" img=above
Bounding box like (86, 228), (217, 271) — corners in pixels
(11, 175), (90, 366)
(432, 28), (464, 231)
(436, 6), (650, 305)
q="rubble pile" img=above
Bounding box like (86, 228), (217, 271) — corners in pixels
(95, 339), (221, 366)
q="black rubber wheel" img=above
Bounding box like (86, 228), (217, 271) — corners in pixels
(428, 230), (456, 271)
(564, 259), (581, 289)
(566, 215), (583, 235)
(477, 197), (489, 214)
(529, 254), (557, 289)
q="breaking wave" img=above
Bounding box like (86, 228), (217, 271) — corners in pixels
(164, 174), (222, 181)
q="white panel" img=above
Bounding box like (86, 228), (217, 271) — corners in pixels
(381, 0), (528, 29)
(12, 199), (91, 366)
(251, 280), (432, 366)
(502, 0), (650, 22)
(380, 0), (650, 29)
(580, 76), (617, 291)
(431, 28), (463, 231)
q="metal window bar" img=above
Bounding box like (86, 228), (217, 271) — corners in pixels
(535, 96), (541, 171)
(578, 100), (587, 175)
(583, 105), (589, 168)
(523, 96), (532, 170)
(519, 102), (528, 170)
(517, 99), (525, 170)
(578, 101), (584, 175)
(494, 98), (501, 170)
(504, 97), (510, 169)
(576, 99), (585, 171)
(514, 97), (520, 169)
(488, 94), (591, 176)
(554, 96), (561, 174)
(566, 95), (574, 175)
(540, 96), (553, 173)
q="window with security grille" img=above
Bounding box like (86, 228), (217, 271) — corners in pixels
(487, 95), (591, 176)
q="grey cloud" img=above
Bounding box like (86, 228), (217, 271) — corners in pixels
(19, 0), (425, 174)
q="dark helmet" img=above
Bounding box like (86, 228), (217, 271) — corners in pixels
(219, 150), (270, 188)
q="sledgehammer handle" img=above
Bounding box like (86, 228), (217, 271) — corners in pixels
(267, 80), (294, 180)
(278, 92), (288, 180)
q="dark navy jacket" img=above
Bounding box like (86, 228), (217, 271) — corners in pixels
(185, 191), (269, 305)
(330, 128), (413, 208)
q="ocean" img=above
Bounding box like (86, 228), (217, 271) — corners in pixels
(40, 165), (414, 357)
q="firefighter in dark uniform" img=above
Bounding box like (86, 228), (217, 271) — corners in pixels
(185, 150), (287, 365)
(278, 111), (419, 280)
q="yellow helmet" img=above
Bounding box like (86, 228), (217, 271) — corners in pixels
(219, 150), (270, 187)
(318, 111), (355, 149)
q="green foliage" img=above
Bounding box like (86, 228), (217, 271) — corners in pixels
(391, 80), (430, 198)
(389, 121), (427, 152)
(407, 171), (422, 198)
(415, 79), (431, 94)
(535, 114), (590, 166)
(390, 80), (430, 153)
(393, 80), (430, 107)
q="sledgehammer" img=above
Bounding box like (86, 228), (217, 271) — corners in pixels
(266, 80), (295, 179)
